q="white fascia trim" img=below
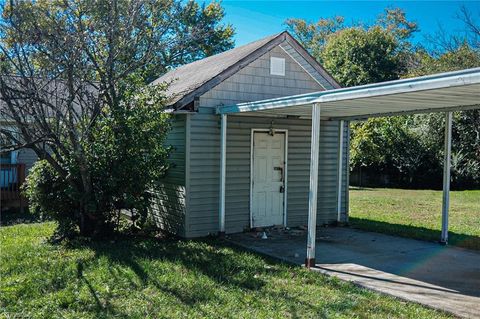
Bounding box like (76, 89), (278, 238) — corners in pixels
(313, 69), (480, 104)
(278, 43), (327, 90)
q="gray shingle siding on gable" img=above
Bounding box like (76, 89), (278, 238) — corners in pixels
(151, 32), (339, 109)
(199, 45), (324, 108)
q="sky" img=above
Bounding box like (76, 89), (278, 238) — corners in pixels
(221, 1), (480, 47)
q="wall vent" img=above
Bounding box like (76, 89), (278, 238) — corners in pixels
(270, 57), (285, 76)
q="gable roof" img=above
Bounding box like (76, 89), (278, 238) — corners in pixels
(152, 31), (340, 109)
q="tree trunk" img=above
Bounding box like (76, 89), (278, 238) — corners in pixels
(79, 211), (96, 236)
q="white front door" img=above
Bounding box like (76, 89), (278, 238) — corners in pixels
(251, 132), (286, 228)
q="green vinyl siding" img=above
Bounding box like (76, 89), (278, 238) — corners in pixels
(186, 111), (349, 237)
(150, 115), (187, 236)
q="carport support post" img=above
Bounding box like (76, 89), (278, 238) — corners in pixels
(306, 103), (321, 268)
(219, 114), (227, 236)
(336, 120), (344, 223)
(441, 112), (452, 244)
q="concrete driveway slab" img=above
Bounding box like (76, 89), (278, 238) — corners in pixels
(229, 227), (480, 318)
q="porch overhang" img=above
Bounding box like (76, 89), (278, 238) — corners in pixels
(216, 67), (480, 268)
(216, 67), (480, 119)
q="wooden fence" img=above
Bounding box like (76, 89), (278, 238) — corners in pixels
(1, 163), (26, 202)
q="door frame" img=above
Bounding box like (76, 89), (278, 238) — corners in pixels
(250, 128), (288, 228)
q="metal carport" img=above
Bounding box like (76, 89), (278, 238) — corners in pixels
(216, 67), (480, 267)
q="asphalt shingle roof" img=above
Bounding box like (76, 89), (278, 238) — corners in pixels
(151, 33), (283, 106)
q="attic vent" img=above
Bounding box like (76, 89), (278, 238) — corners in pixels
(270, 57), (285, 76)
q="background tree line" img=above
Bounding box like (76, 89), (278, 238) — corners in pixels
(287, 7), (480, 189)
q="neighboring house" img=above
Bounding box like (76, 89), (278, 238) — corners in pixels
(150, 31), (349, 238)
(0, 131), (37, 211)
(1, 78), (98, 212)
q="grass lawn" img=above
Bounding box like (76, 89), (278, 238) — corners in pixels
(0, 222), (451, 319)
(349, 188), (480, 250)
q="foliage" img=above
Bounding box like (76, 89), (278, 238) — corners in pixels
(0, 221), (452, 318)
(376, 8), (419, 42)
(407, 44), (480, 77)
(321, 26), (403, 86)
(407, 44), (480, 188)
(23, 160), (78, 236)
(350, 188), (480, 250)
(452, 110), (480, 186)
(350, 117), (440, 187)
(83, 83), (173, 231)
(22, 83), (172, 237)
(142, 0), (235, 81)
(351, 112), (480, 190)
(285, 16), (345, 61)
(0, 0), (234, 237)
(0, 0), (234, 82)
(286, 8), (417, 86)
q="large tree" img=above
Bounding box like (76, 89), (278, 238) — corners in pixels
(286, 8), (417, 86)
(0, 0), (234, 236)
(321, 26), (401, 87)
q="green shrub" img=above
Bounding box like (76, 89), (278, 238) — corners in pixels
(23, 160), (78, 237)
(22, 84), (172, 239)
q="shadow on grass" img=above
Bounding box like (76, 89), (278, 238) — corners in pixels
(69, 235), (273, 311)
(0, 209), (41, 226)
(69, 236), (360, 318)
(349, 217), (480, 251)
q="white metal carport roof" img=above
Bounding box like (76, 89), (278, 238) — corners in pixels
(216, 67), (480, 120)
(215, 67), (480, 268)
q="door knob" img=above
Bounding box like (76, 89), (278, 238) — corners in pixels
(279, 185), (285, 193)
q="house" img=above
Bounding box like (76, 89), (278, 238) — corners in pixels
(150, 31), (349, 238)
(0, 134), (37, 211)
